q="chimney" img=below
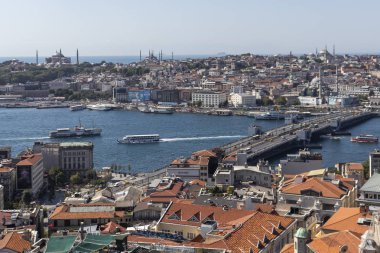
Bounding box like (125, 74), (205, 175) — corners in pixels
(359, 203), (367, 214)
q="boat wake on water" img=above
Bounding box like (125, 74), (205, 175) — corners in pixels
(160, 135), (245, 142)
(0, 136), (50, 141)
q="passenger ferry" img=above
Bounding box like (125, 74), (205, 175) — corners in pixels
(87, 104), (114, 111)
(255, 111), (285, 120)
(117, 134), (160, 144)
(49, 124), (102, 138)
(351, 134), (379, 143)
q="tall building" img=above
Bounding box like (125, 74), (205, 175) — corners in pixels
(41, 142), (94, 179)
(16, 154), (44, 196)
(0, 146), (11, 159)
(0, 166), (16, 202)
(369, 149), (380, 177)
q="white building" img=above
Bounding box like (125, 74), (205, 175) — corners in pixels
(230, 93), (256, 107)
(298, 96), (322, 106)
(192, 91), (227, 108)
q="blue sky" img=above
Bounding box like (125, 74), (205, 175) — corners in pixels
(1, 0), (379, 56)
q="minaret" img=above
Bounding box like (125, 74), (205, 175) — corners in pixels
(333, 44), (336, 59)
(139, 50), (141, 61)
(336, 65), (339, 94)
(171, 51), (174, 61)
(76, 49), (79, 65)
(149, 50), (151, 59)
(36, 50), (38, 65)
(319, 67), (323, 99)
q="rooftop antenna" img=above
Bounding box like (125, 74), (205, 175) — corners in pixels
(336, 65), (339, 94)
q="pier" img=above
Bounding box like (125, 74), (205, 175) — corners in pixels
(221, 111), (377, 164)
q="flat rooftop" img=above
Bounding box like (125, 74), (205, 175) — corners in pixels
(60, 142), (93, 148)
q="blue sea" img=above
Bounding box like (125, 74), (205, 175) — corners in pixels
(0, 108), (379, 173)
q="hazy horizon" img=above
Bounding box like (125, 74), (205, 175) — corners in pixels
(1, 0), (379, 57)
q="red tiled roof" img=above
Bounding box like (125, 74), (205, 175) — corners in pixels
(308, 230), (361, 253)
(192, 150), (217, 158)
(101, 221), (126, 234)
(188, 179), (206, 187)
(322, 207), (371, 236)
(161, 202), (255, 228)
(208, 211), (295, 253)
(150, 181), (183, 198)
(0, 167), (14, 173)
(346, 163), (364, 171)
(171, 157), (210, 166)
(0, 232), (31, 253)
(16, 154), (42, 166)
(280, 177), (348, 199)
(49, 203), (125, 220)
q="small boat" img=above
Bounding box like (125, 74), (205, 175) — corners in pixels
(118, 134), (160, 144)
(138, 104), (151, 113)
(70, 104), (86, 111)
(351, 134), (378, 143)
(87, 104), (113, 111)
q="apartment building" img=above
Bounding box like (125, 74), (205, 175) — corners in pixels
(16, 154), (44, 196)
(192, 91), (227, 107)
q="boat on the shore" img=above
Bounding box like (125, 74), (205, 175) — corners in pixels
(87, 104), (114, 111)
(149, 106), (174, 114)
(36, 103), (69, 109)
(117, 134), (160, 144)
(70, 104), (86, 111)
(137, 104), (151, 113)
(351, 134), (378, 143)
(49, 122), (102, 138)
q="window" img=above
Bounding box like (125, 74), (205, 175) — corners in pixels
(91, 219), (97, 224)
(188, 233), (195, 240)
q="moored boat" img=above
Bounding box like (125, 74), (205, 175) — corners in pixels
(70, 104), (86, 111)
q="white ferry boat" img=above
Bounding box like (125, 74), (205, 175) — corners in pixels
(284, 110), (303, 124)
(149, 106), (174, 114)
(87, 104), (113, 111)
(255, 111), (285, 120)
(117, 134), (160, 144)
(351, 134), (379, 143)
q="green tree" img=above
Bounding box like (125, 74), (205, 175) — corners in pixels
(86, 169), (96, 181)
(274, 96), (287, 106)
(70, 173), (82, 185)
(261, 97), (274, 106)
(21, 190), (32, 205)
(363, 160), (370, 180)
